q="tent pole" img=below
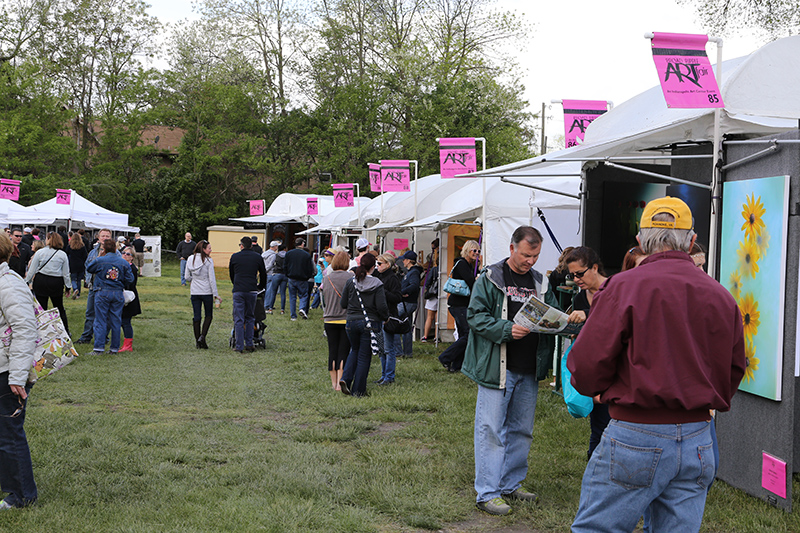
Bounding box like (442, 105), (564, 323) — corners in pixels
(708, 36), (723, 280)
(411, 160), (418, 252)
(476, 138), (487, 259)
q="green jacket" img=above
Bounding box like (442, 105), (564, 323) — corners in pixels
(461, 259), (558, 388)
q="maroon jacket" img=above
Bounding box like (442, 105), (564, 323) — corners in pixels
(568, 251), (746, 424)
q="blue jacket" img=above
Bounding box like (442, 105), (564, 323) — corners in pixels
(86, 253), (134, 291)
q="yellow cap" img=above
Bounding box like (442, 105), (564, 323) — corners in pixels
(640, 197), (693, 230)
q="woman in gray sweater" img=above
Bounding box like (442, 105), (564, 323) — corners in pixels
(321, 251), (354, 391)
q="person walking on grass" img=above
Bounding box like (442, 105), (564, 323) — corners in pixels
(462, 226), (558, 516)
(176, 232), (195, 286)
(67, 232), (88, 299)
(438, 239), (480, 372)
(118, 246), (141, 352)
(398, 251), (423, 357)
(373, 253), (403, 385)
(76, 228), (115, 345)
(25, 232), (71, 334)
(321, 251), (353, 391)
(569, 198), (746, 533)
(186, 240), (220, 349)
(284, 238), (314, 321)
(262, 240), (280, 312)
(86, 239), (134, 355)
(229, 237), (267, 353)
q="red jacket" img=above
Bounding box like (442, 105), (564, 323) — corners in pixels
(568, 251), (746, 424)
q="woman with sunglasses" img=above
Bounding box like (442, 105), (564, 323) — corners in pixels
(374, 253), (402, 385)
(118, 247), (141, 352)
(438, 239), (480, 372)
(565, 246), (609, 460)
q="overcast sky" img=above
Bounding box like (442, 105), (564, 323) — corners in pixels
(146, 0), (764, 151)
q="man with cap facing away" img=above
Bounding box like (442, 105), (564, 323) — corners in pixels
(262, 240), (280, 313)
(250, 236), (263, 255)
(284, 238), (315, 320)
(354, 237), (370, 266)
(569, 197), (746, 532)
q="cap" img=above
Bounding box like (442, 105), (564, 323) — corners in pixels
(117, 236), (126, 242)
(251, 235), (258, 242)
(270, 240), (281, 247)
(401, 250), (417, 262)
(355, 237), (370, 250)
(640, 197), (693, 230)
(23, 227), (31, 233)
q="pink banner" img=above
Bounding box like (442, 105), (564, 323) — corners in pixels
(307, 197), (318, 215)
(562, 100), (608, 148)
(650, 32), (724, 109)
(762, 452), (787, 498)
(0, 179), (20, 201)
(439, 138), (477, 179)
(380, 160), (411, 192)
(332, 184), (354, 207)
(393, 238), (409, 250)
(249, 200), (265, 216)
(368, 163), (382, 192)
(56, 189), (71, 205)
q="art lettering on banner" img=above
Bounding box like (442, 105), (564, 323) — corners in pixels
(332, 184), (354, 207)
(561, 100), (608, 148)
(0, 179), (20, 201)
(307, 197), (318, 215)
(249, 200), (265, 216)
(380, 160), (411, 192)
(56, 189), (71, 205)
(650, 32), (724, 108)
(439, 138), (476, 179)
(368, 163), (382, 192)
(719, 175), (789, 401)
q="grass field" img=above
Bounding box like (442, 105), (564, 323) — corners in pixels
(1, 260), (799, 532)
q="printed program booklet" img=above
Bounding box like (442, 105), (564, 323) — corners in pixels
(512, 294), (583, 336)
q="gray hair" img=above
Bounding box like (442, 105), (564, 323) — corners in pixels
(638, 213), (695, 254)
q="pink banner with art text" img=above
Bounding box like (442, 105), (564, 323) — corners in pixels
(307, 197), (318, 215)
(650, 32), (724, 109)
(380, 160), (411, 192)
(439, 138), (477, 179)
(0, 179), (20, 201)
(562, 100), (608, 148)
(248, 200), (265, 216)
(332, 184), (354, 207)
(56, 189), (71, 205)
(368, 163), (382, 192)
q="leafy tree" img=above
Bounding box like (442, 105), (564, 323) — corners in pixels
(677, 0), (800, 38)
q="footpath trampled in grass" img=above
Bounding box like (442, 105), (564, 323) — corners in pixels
(1, 261), (799, 532)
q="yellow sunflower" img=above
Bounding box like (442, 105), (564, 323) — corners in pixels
(729, 270), (742, 301)
(739, 292), (760, 342)
(743, 337), (759, 384)
(754, 228), (770, 259)
(737, 238), (760, 279)
(740, 193), (766, 242)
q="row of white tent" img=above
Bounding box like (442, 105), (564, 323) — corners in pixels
(0, 191), (139, 233)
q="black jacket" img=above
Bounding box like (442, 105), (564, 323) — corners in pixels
(341, 275), (390, 323)
(229, 249), (267, 293)
(400, 264), (424, 303)
(447, 257), (477, 308)
(375, 268), (402, 317)
(284, 247), (315, 280)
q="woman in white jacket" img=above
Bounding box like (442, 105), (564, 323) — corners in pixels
(185, 240), (220, 349)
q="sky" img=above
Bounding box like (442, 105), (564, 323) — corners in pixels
(146, 0), (765, 151)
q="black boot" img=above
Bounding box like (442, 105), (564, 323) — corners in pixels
(200, 316), (212, 349)
(193, 320), (202, 349)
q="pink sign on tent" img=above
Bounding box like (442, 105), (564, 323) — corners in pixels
(562, 100), (608, 148)
(368, 163), (382, 192)
(0, 179), (20, 201)
(380, 160), (411, 192)
(762, 452), (787, 499)
(332, 184), (354, 207)
(439, 138), (477, 179)
(393, 238), (409, 251)
(56, 189), (71, 205)
(307, 197), (319, 215)
(650, 32), (724, 109)
(249, 200), (265, 216)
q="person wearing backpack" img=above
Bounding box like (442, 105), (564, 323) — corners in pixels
(265, 244), (287, 314)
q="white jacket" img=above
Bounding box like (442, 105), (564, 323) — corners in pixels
(185, 254), (218, 297)
(0, 263), (37, 386)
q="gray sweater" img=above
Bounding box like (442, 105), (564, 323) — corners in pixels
(322, 270), (353, 322)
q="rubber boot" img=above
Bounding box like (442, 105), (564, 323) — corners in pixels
(200, 316), (213, 349)
(193, 320), (202, 349)
(119, 338), (133, 352)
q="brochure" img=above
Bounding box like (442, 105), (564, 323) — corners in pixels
(513, 293), (583, 336)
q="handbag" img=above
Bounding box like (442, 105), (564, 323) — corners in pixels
(443, 262), (470, 297)
(353, 284), (383, 357)
(384, 301), (412, 335)
(123, 290), (136, 305)
(560, 343), (594, 418)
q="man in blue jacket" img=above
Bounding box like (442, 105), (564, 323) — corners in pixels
(229, 237), (267, 352)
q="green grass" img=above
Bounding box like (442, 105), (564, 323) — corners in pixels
(2, 260), (799, 532)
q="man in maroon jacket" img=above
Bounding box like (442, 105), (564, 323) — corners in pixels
(569, 197), (745, 533)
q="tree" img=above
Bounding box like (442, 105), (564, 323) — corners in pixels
(678, 0), (800, 38)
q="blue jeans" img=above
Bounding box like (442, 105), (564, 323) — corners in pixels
(288, 278), (309, 318)
(232, 292), (257, 350)
(0, 374), (36, 507)
(474, 370), (538, 503)
(78, 289), (96, 342)
(70, 272), (84, 294)
(310, 283), (321, 309)
(342, 319), (378, 396)
(263, 275), (274, 308)
(398, 302), (417, 355)
(266, 273), (287, 311)
(381, 330), (400, 382)
(94, 290), (124, 351)
(122, 316), (133, 339)
(572, 420), (715, 533)
(180, 258), (187, 285)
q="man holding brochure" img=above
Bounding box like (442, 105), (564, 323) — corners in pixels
(461, 226), (558, 516)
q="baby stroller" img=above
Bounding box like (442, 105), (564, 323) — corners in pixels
(229, 291), (267, 350)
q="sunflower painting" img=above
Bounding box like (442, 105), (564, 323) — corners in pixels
(720, 175), (789, 401)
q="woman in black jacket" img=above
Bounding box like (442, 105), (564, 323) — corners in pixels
(374, 253), (403, 385)
(438, 240), (480, 372)
(118, 246), (141, 352)
(67, 232), (88, 299)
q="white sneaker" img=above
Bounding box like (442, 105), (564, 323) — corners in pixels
(299, 309), (308, 319)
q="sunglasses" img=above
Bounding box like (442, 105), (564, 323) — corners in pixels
(376, 261), (384, 265)
(566, 267), (590, 280)
(2, 396), (24, 418)
(122, 252), (132, 256)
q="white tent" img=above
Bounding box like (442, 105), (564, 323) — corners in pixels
(6, 191), (138, 232)
(0, 199), (23, 225)
(231, 193), (368, 226)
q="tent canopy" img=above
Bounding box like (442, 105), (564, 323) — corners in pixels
(231, 193), (368, 226)
(6, 191), (138, 232)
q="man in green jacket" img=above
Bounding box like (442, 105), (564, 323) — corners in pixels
(462, 226), (557, 516)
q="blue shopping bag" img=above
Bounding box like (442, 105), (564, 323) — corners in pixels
(561, 343), (594, 419)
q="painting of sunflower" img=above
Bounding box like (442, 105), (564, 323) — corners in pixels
(720, 175), (789, 401)
(741, 192), (766, 242)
